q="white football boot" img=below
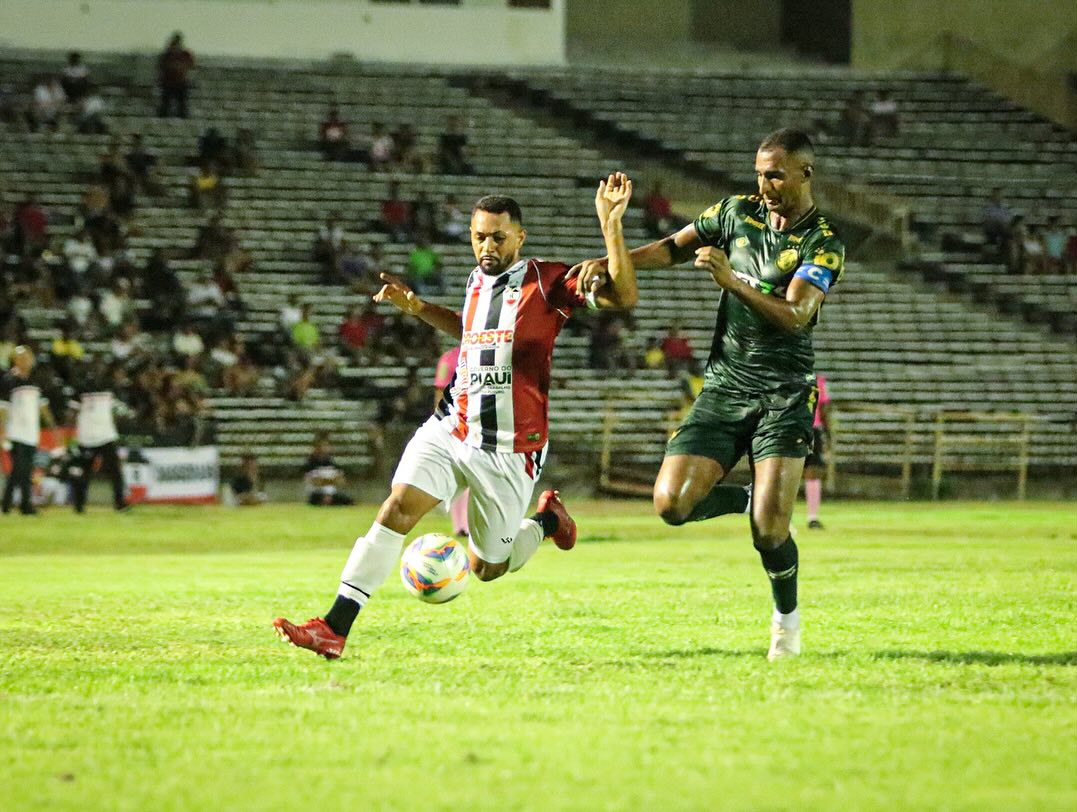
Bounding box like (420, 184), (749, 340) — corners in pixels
(767, 608), (801, 661)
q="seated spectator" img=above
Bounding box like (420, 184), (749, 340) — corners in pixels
(223, 351), (260, 396)
(437, 116), (474, 174)
(191, 213), (232, 260)
(172, 323), (205, 359)
(983, 188), (1014, 255)
(63, 227), (99, 283)
(142, 249), (186, 328)
(303, 435), (355, 506)
(406, 237), (444, 295)
(66, 292), (95, 332)
(337, 241), (374, 289)
(392, 123), (421, 171)
(125, 134), (161, 195)
(233, 127), (258, 175)
(76, 86), (108, 135)
(110, 319), (150, 363)
(211, 265), (245, 317)
(158, 32), (195, 118)
(338, 302), (385, 359)
(588, 313), (636, 373)
(98, 279), (135, 333)
(186, 271), (226, 326)
(441, 194), (468, 242)
(278, 294), (303, 334)
(31, 77), (65, 131)
(413, 191), (438, 239)
(376, 181), (414, 242)
(198, 126), (230, 170)
(368, 122), (394, 170)
(14, 195), (49, 257)
(868, 89), (899, 140)
(1043, 215), (1068, 274)
(189, 161), (224, 210)
(174, 353), (209, 395)
(229, 452), (267, 506)
(319, 104), (350, 161)
(642, 182), (674, 238)
(1022, 224), (1047, 275)
(839, 90), (870, 146)
(60, 52), (91, 102)
(660, 323), (694, 376)
(313, 214), (344, 278)
(642, 335), (665, 370)
(51, 322), (85, 379)
(291, 304), (321, 351)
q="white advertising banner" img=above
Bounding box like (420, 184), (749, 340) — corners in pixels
(124, 447), (219, 505)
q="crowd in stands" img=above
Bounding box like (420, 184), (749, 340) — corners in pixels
(983, 189), (1077, 274)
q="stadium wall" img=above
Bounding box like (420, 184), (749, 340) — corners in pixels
(0, 0), (566, 65)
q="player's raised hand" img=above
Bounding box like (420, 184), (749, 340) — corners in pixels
(694, 246), (736, 289)
(595, 172), (633, 225)
(373, 272), (423, 315)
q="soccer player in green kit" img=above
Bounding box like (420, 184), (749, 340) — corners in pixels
(573, 129), (845, 659)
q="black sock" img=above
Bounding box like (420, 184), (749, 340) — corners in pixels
(532, 510), (558, 538)
(757, 536), (798, 614)
(686, 484), (750, 522)
(324, 595), (360, 637)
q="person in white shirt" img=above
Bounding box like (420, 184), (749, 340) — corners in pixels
(33, 78), (65, 130)
(63, 228), (99, 277)
(172, 324), (205, 358)
(1, 347), (54, 515)
(69, 365), (127, 512)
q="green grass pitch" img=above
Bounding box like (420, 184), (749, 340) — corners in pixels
(2, 500), (1075, 811)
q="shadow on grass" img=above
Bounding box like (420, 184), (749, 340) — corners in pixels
(874, 650), (1077, 667)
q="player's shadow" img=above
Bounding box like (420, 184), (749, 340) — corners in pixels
(874, 650), (1077, 667)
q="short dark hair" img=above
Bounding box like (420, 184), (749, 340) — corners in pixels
(759, 128), (814, 157)
(474, 195), (523, 226)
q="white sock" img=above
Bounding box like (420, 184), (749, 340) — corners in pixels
(508, 518), (544, 572)
(772, 607), (800, 630)
(337, 522), (406, 607)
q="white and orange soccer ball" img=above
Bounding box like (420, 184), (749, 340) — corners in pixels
(399, 533), (470, 604)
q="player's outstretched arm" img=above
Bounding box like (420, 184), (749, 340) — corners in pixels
(694, 248), (825, 333)
(586, 172), (638, 310)
(373, 272), (462, 340)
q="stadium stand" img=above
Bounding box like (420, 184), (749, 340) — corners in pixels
(1, 50), (1074, 490)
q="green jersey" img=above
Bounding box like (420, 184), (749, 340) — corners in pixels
(693, 194), (845, 395)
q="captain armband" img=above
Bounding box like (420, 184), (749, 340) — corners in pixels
(793, 264), (833, 294)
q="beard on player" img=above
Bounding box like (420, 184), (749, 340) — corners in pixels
(470, 200), (527, 275)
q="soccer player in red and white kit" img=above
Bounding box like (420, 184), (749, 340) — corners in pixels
(274, 173), (637, 659)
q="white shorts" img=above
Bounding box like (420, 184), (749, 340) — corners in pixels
(392, 417), (546, 564)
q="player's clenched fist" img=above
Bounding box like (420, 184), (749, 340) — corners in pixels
(373, 272), (423, 315)
(695, 246), (736, 289)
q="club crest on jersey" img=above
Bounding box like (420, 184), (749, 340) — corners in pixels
(776, 248), (800, 271)
(735, 236), (749, 248)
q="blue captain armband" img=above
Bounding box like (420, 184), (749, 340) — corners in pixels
(793, 264), (833, 294)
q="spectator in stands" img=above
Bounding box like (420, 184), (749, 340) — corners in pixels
(1021, 224), (1047, 275)
(377, 181), (414, 242)
(198, 126), (230, 170)
(76, 86), (109, 135)
(142, 249), (186, 328)
(588, 313), (636, 374)
(186, 271), (226, 328)
(437, 115), (473, 175)
(278, 294), (303, 334)
(233, 127), (258, 175)
(98, 279), (135, 333)
(191, 213), (231, 260)
(1043, 215), (1068, 274)
(642, 335), (665, 370)
(313, 214), (344, 279)
(642, 182), (674, 238)
(440, 194), (468, 242)
(291, 304), (321, 352)
(60, 52), (91, 102)
(223, 351), (260, 396)
(189, 160), (224, 210)
(211, 264), (245, 318)
(392, 123), (421, 171)
(368, 122), (394, 170)
(406, 237), (444, 296)
(31, 76), (65, 131)
(172, 323), (205, 360)
(337, 241), (375, 289)
(1007, 215), (1027, 274)
(66, 291), (95, 332)
(319, 104), (350, 162)
(125, 134), (161, 195)
(839, 90), (870, 146)
(660, 323), (694, 376)
(51, 322), (85, 380)
(158, 32), (195, 118)
(229, 452), (267, 506)
(413, 192), (438, 239)
(110, 319), (150, 364)
(14, 195), (49, 257)
(303, 435), (355, 506)
(63, 227), (99, 283)
(983, 188), (1014, 256)
(868, 89), (899, 140)
(338, 302), (384, 361)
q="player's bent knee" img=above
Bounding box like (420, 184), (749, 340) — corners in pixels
(751, 525), (790, 551)
(654, 490), (691, 526)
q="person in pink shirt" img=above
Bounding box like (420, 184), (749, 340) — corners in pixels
(803, 374), (830, 529)
(434, 345), (468, 537)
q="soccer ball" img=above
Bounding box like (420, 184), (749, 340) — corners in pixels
(399, 533), (470, 604)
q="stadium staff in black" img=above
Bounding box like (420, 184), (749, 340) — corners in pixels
(1, 346), (55, 515)
(573, 129), (845, 660)
(69, 364), (128, 513)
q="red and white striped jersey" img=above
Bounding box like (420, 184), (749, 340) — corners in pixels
(436, 258), (584, 453)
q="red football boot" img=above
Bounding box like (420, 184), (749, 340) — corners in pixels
(536, 489), (577, 550)
(272, 616), (346, 660)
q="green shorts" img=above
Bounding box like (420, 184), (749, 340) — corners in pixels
(666, 384), (818, 471)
